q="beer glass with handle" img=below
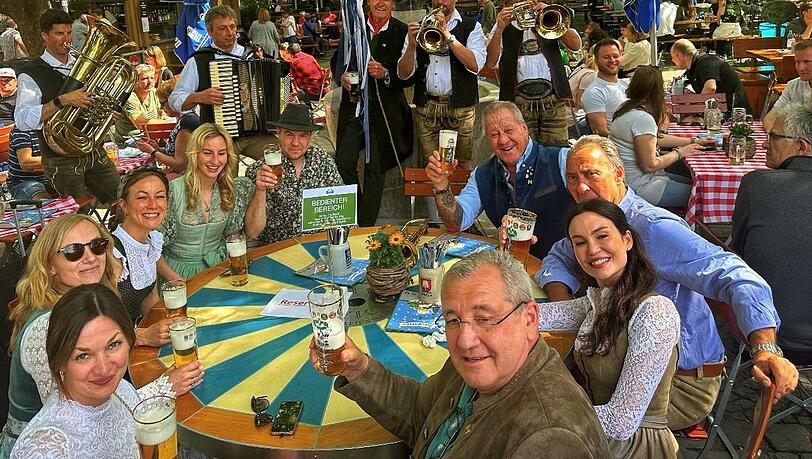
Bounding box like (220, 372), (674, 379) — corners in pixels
(308, 284), (347, 376)
(169, 317), (198, 368)
(503, 208), (537, 266)
(263, 144), (284, 179)
(347, 71), (360, 103)
(134, 396), (177, 459)
(438, 130), (458, 173)
(226, 232), (249, 286)
(161, 280), (187, 319)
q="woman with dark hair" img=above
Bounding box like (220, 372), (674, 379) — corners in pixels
(619, 22), (651, 77)
(609, 66), (714, 207)
(538, 199), (680, 458)
(11, 285), (140, 457)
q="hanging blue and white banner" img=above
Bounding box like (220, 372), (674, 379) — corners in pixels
(174, 0), (211, 63)
(624, 0), (660, 33)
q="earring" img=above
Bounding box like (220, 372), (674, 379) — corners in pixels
(59, 370), (64, 381)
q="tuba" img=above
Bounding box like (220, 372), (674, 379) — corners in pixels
(44, 19), (137, 157)
(512, 1), (572, 40)
(417, 7), (449, 54)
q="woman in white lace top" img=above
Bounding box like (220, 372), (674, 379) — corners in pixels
(538, 199), (681, 458)
(0, 215), (200, 457)
(12, 285), (142, 458)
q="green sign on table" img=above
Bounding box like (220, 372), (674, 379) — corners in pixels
(301, 185), (358, 231)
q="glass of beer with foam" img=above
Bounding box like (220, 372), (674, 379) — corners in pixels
(263, 144), (284, 180)
(161, 280), (187, 319)
(308, 284), (347, 376)
(438, 130), (458, 173)
(347, 71), (360, 103)
(503, 208), (537, 266)
(169, 317), (198, 368)
(134, 396), (177, 459)
(226, 232), (249, 287)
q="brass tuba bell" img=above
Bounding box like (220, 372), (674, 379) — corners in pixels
(44, 19), (137, 157)
(511, 1), (572, 40)
(417, 7), (449, 54)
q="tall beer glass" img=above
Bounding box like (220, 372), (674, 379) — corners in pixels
(134, 396), (177, 459)
(263, 145), (284, 179)
(504, 208), (537, 266)
(347, 71), (360, 103)
(438, 130), (458, 172)
(308, 284), (347, 376)
(161, 280), (187, 319)
(169, 317), (198, 368)
(226, 232), (248, 287)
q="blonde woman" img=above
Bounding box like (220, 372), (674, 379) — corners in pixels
(115, 63), (160, 141)
(145, 45), (174, 83)
(0, 215), (200, 455)
(159, 123), (253, 278)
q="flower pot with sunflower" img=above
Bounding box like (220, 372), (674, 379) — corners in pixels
(365, 229), (414, 303)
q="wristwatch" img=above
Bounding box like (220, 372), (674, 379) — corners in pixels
(53, 96), (64, 109)
(751, 342), (783, 358)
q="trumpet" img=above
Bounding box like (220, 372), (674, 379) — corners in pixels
(511, 1), (572, 40)
(417, 7), (449, 54)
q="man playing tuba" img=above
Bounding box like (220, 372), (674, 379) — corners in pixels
(486, 1), (581, 146)
(14, 9), (120, 205)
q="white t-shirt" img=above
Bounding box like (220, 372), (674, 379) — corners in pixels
(610, 109), (670, 203)
(621, 40), (651, 72)
(772, 78), (812, 111)
(281, 15), (296, 38)
(657, 2), (678, 37)
(567, 65), (597, 125)
(581, 77), (630, 129)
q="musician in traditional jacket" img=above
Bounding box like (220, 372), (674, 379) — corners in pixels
(333, 0), (414, 226)
(169, 5), (275, 160)
(397, 0), (487, 171)
(485, 1), (581, 147)
(14, 9), (120, 204)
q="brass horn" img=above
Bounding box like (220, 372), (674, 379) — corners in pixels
(44, 19), (137, 157)
(417, 7), (449, 54)
(511, 2), (572, 40)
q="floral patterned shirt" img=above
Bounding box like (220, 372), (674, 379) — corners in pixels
(245, 145), (343, 245)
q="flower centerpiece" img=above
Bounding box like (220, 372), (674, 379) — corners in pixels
(365, 227), (413, 303)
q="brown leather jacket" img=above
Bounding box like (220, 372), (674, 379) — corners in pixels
(336, 339), (611, 458)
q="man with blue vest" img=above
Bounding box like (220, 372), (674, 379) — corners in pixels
(398, 0), (487, 170)
(485, 1), (581, 147)
(426, 101), (573, 259)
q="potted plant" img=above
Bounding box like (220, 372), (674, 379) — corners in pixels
(365, 227), (414, 303)
(726, 122), (757, 159)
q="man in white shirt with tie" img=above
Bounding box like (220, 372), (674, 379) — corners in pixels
(15, 9), (119, 204)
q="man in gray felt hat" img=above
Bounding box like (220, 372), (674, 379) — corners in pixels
(244, 104), (344, 245)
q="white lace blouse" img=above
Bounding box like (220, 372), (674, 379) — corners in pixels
(112, 226), (163, 290)
(538, 287), (681, 441)
(20, 312), (175, 406)
(10, 380), (140, 458)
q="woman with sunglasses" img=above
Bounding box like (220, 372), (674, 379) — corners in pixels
(159, 123), (253, 279)
(0, 215), (201, 455)
(538, 199), (680, 458)
(144, 45), (174, 83)
(609, 66), (715, 207)
(136, 79), (199, 174)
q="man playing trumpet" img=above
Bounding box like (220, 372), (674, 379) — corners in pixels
(486, 0), (581, 146)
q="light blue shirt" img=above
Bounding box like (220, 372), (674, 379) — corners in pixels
(454, 140), (569, 230)
(536, 187), (779, 370)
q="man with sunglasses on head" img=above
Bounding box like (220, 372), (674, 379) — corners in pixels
(310, 250), (611, 458)
(732, 103), (812, 368)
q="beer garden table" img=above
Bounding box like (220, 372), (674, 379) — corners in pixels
(668, 122), (769, 227)
(130, 228), (571, 457)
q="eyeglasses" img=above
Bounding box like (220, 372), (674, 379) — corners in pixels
(251, 395), (273, 427)
(768, 132), (807, 143)
(442, 301), (528, 333)
(56, 237), (109, 262)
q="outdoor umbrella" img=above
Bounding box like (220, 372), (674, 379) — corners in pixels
(174, 0), (212, 63)
(624, 0), (661, 64)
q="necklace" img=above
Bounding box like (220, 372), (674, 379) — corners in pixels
(200, 195), (211, 213)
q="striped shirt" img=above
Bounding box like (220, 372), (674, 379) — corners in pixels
(8, 129), (48, 187)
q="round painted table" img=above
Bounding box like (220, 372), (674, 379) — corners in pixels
(130, 228), (566, 457)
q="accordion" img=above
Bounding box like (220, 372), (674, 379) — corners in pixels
(209, 58), (292, 137)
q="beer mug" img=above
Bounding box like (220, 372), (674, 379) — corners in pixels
(419, 265), (444, 305)
(226, 233), (249, 287)
(161, 280), (187, 319)
(503, 208), (537, 266)
(318, 242), (352, 277)
(169, 317), (198, 368)
(134, 396), (177, 459)
(103, 142), (118, 166)
(347, 71), (360, 103)
(263, 145), (284, 179)
(731, 107), (746, 125)
(438, 130), (458, 173)
(308, 284), (347, 376)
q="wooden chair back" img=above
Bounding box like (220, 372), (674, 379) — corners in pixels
(404, 168), (471, 197)
(671, 93), (728, 115)
(0, 124), (12, 163)
(142, 121), (175, 142)
(745, 380), (777, 459)
(732, 37), (784, 59)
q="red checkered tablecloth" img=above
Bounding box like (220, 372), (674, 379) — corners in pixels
(118, 152), (156, 174)
(668, 122), (770, 227)
(0, 197), (80, 239)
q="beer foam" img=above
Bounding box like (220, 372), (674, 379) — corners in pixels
(439, 130), (458, 147)
(169, 320), (196, 351)
(163, 289), (186, 310)
(135, 403), (176, 446)
(264, 151), (283, 166)
(226, 241), (247, 257)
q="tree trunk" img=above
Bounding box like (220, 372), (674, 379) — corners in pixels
(5, 0), (59, 58)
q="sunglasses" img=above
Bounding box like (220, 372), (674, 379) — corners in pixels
(251, 395), (273, 427)
(56, 237), (109, 262)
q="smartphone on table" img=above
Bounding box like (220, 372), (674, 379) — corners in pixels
(270, 401), (304, 436)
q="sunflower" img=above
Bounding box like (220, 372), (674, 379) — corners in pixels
(367, 239), (382, 251)
(388, 232), (405, 246)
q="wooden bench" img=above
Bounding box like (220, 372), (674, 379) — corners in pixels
(671, 93), (728, 117)
(142, 121), (176, 143)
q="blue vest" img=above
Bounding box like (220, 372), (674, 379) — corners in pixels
(475, 141), (573, 259)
